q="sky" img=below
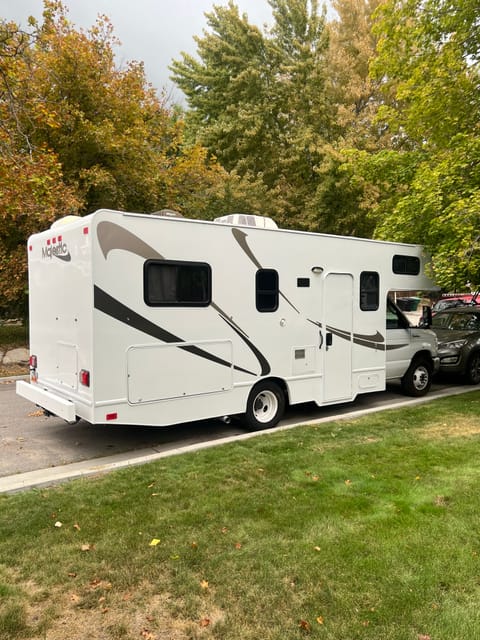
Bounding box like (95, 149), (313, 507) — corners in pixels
(0, 0), (275, 104)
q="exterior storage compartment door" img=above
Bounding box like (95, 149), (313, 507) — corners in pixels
(127, 340), (233, 404)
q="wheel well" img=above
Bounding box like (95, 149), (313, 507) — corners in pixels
(466, 349), (480, 362)
(412, 350), (434, 366)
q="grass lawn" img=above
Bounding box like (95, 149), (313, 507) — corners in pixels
(1, 392), (480, 639)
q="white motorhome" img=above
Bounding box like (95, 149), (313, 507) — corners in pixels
(17, 209), (439, 430)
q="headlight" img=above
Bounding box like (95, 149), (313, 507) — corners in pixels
(438, 339), (467, 350)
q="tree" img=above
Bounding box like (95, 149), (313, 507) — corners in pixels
(0, 15), (80, 317)
(0, 1), (230, 316)
(172, 0), (350, 232)
(327, 0), (385, 149)
(365, 0), (480, 289)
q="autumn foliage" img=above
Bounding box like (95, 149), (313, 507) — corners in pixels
(0, 1), (227, 317)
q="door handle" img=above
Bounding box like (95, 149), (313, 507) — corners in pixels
(319, 331), (323, 349)
(326, 332), (333, 349)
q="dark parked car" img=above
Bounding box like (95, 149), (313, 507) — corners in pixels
(431, 307), (480, 383)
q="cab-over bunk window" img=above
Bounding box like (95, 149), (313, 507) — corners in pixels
(392, 255), (420, 275)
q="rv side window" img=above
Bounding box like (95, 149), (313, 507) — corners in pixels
(392, 255), (420, 275)
(256, 269), (279, 312)
(144, 260), (211, 306)
(360, 271), (379, 311)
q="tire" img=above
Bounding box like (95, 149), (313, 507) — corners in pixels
(401, 357), (433, 397)
(244, 381), (286, 431)
(465, 352), (480, 385)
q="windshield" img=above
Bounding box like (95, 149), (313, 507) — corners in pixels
(432, 311), (480, 330)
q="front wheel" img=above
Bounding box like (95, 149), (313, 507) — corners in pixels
(465, 352), (480, 385)
(244, 381), (286, 431)
(401, 357), (433, 397)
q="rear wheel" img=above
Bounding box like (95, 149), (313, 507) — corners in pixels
(244, 381), (285, 431)
(465, 352), (480, 384)
(401, 357), (432, 397)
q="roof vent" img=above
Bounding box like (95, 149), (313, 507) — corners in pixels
(214, 213), (278, 229)
(50, 215), (82, 229)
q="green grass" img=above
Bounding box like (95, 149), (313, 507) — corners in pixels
(2, 393), (480, 639)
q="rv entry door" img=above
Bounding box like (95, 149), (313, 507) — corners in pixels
(323, 273), (353, 402)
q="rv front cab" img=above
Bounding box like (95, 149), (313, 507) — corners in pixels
(386, 298), (439, 396)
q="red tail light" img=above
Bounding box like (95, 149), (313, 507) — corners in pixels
(79, 369), (90, 387)
(29, 355), (37, 368)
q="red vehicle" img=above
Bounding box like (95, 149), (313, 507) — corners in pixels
(432, 293), (479, 315)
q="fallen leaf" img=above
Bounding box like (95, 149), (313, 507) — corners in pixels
(199, 618), (211, 627)
(54, 521), (63, 528)
(191, 541), (198, 549)
(80, 543), (94, 552)
(316, 616), (324, 625)
(73, 523), (81, 531)
(418, 635), (431, 640)
(344, 479), (352, 486)
(68, 572), (77, 578)
(28, 410), (43, 417)
(314, 546), (321, 552)
(235, 542), (242, 549)
(140, 629), (156, 640)
(312, 475), (320, 481)
(200, 580), (209, 590)
(149, 538), (161, 547)
(70, 593), (81, 604)
(299, 619), (311, 632)
(221, 526), (228, 534)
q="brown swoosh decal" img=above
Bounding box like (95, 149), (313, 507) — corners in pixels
(231, 227), (300, 313)
(97, 221), (163, 260)
(95, 224), (271, 376)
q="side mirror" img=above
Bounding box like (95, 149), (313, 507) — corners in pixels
(420, 305), (432, 328)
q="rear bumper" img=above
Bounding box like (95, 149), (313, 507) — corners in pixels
(16, 380), (77, 423)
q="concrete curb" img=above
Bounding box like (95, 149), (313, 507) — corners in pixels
(1, 384), (477, 494)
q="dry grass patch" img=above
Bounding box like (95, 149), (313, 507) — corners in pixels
(416, 414), (480, 439)
(2, 576), (224, 640)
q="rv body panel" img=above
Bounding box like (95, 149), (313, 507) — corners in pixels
(17, 209), (438, 427)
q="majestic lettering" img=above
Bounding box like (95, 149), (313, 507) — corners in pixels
(42, 242), (71, 262)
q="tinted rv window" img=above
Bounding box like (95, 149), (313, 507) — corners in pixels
(392, 255), (420, 275)
(360, 271), (379, 311)
(144, 260), (211, 306)
(256, 269), (279, 312)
